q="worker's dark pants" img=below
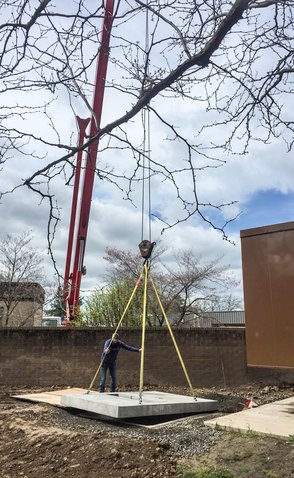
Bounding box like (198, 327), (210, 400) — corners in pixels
(99, 363), (117, 393)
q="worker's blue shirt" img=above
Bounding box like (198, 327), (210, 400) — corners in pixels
(101, 339), (140, 365)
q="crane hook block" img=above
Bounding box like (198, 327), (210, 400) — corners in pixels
(139, 240), (156, 259)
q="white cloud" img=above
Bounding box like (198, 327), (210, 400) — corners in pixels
(1, 3), (294, 311)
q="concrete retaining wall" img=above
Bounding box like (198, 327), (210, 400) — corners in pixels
(0, 328), (293, 389)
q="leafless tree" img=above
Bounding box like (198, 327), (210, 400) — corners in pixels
(199, 293), (243, 312)
(153, 250), (238, 326)
(0, 232), (45, 326)
(102, 246), (238, 327)
(103, 244), (166, 281)
(0, 1), (293, 257)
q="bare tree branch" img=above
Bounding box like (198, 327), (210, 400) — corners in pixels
(0, 0), (293, 266)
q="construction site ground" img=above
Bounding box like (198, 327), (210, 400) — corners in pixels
(1, 383), (294, 478)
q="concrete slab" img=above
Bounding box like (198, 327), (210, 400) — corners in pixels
(60, 391), (218, 419)
(205, 396), (294, 438)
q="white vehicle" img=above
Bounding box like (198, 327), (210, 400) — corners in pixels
(42, 316), (62, 327)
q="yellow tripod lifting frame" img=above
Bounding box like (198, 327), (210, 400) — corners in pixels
(87, 263), (196, 402)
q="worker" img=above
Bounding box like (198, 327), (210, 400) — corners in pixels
(99, 333), (141, 393)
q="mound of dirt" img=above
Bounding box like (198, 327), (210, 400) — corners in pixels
(1, 384), (293, 478)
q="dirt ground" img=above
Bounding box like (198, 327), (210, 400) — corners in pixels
(1, 383), (294, 478)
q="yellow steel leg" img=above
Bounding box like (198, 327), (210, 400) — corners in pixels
(149, 273), (196, 399)
(139, 263), (148, 403)
(86, 269), (144, 394)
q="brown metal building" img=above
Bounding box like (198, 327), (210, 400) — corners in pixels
(240, 221), (294, 369)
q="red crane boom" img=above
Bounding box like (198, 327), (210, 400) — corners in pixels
(63, 0), (115, 322)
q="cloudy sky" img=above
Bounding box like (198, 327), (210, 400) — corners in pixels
(1, 1), (293, 308)
(1, 109), (293, 307)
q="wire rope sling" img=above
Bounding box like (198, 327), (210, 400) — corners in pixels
(86, 1), (196, 402)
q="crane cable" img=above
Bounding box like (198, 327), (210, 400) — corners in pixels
(140, 2), (152, 245)
(88, 6), (153, 397)
(138, 3), (196, 401)
(138, 1), (152, 402)
(87, 3), (195, 400)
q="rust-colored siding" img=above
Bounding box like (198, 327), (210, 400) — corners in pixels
(241, 221), (294, 368)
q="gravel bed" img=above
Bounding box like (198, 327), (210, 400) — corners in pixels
(40, 404), (224, 458)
